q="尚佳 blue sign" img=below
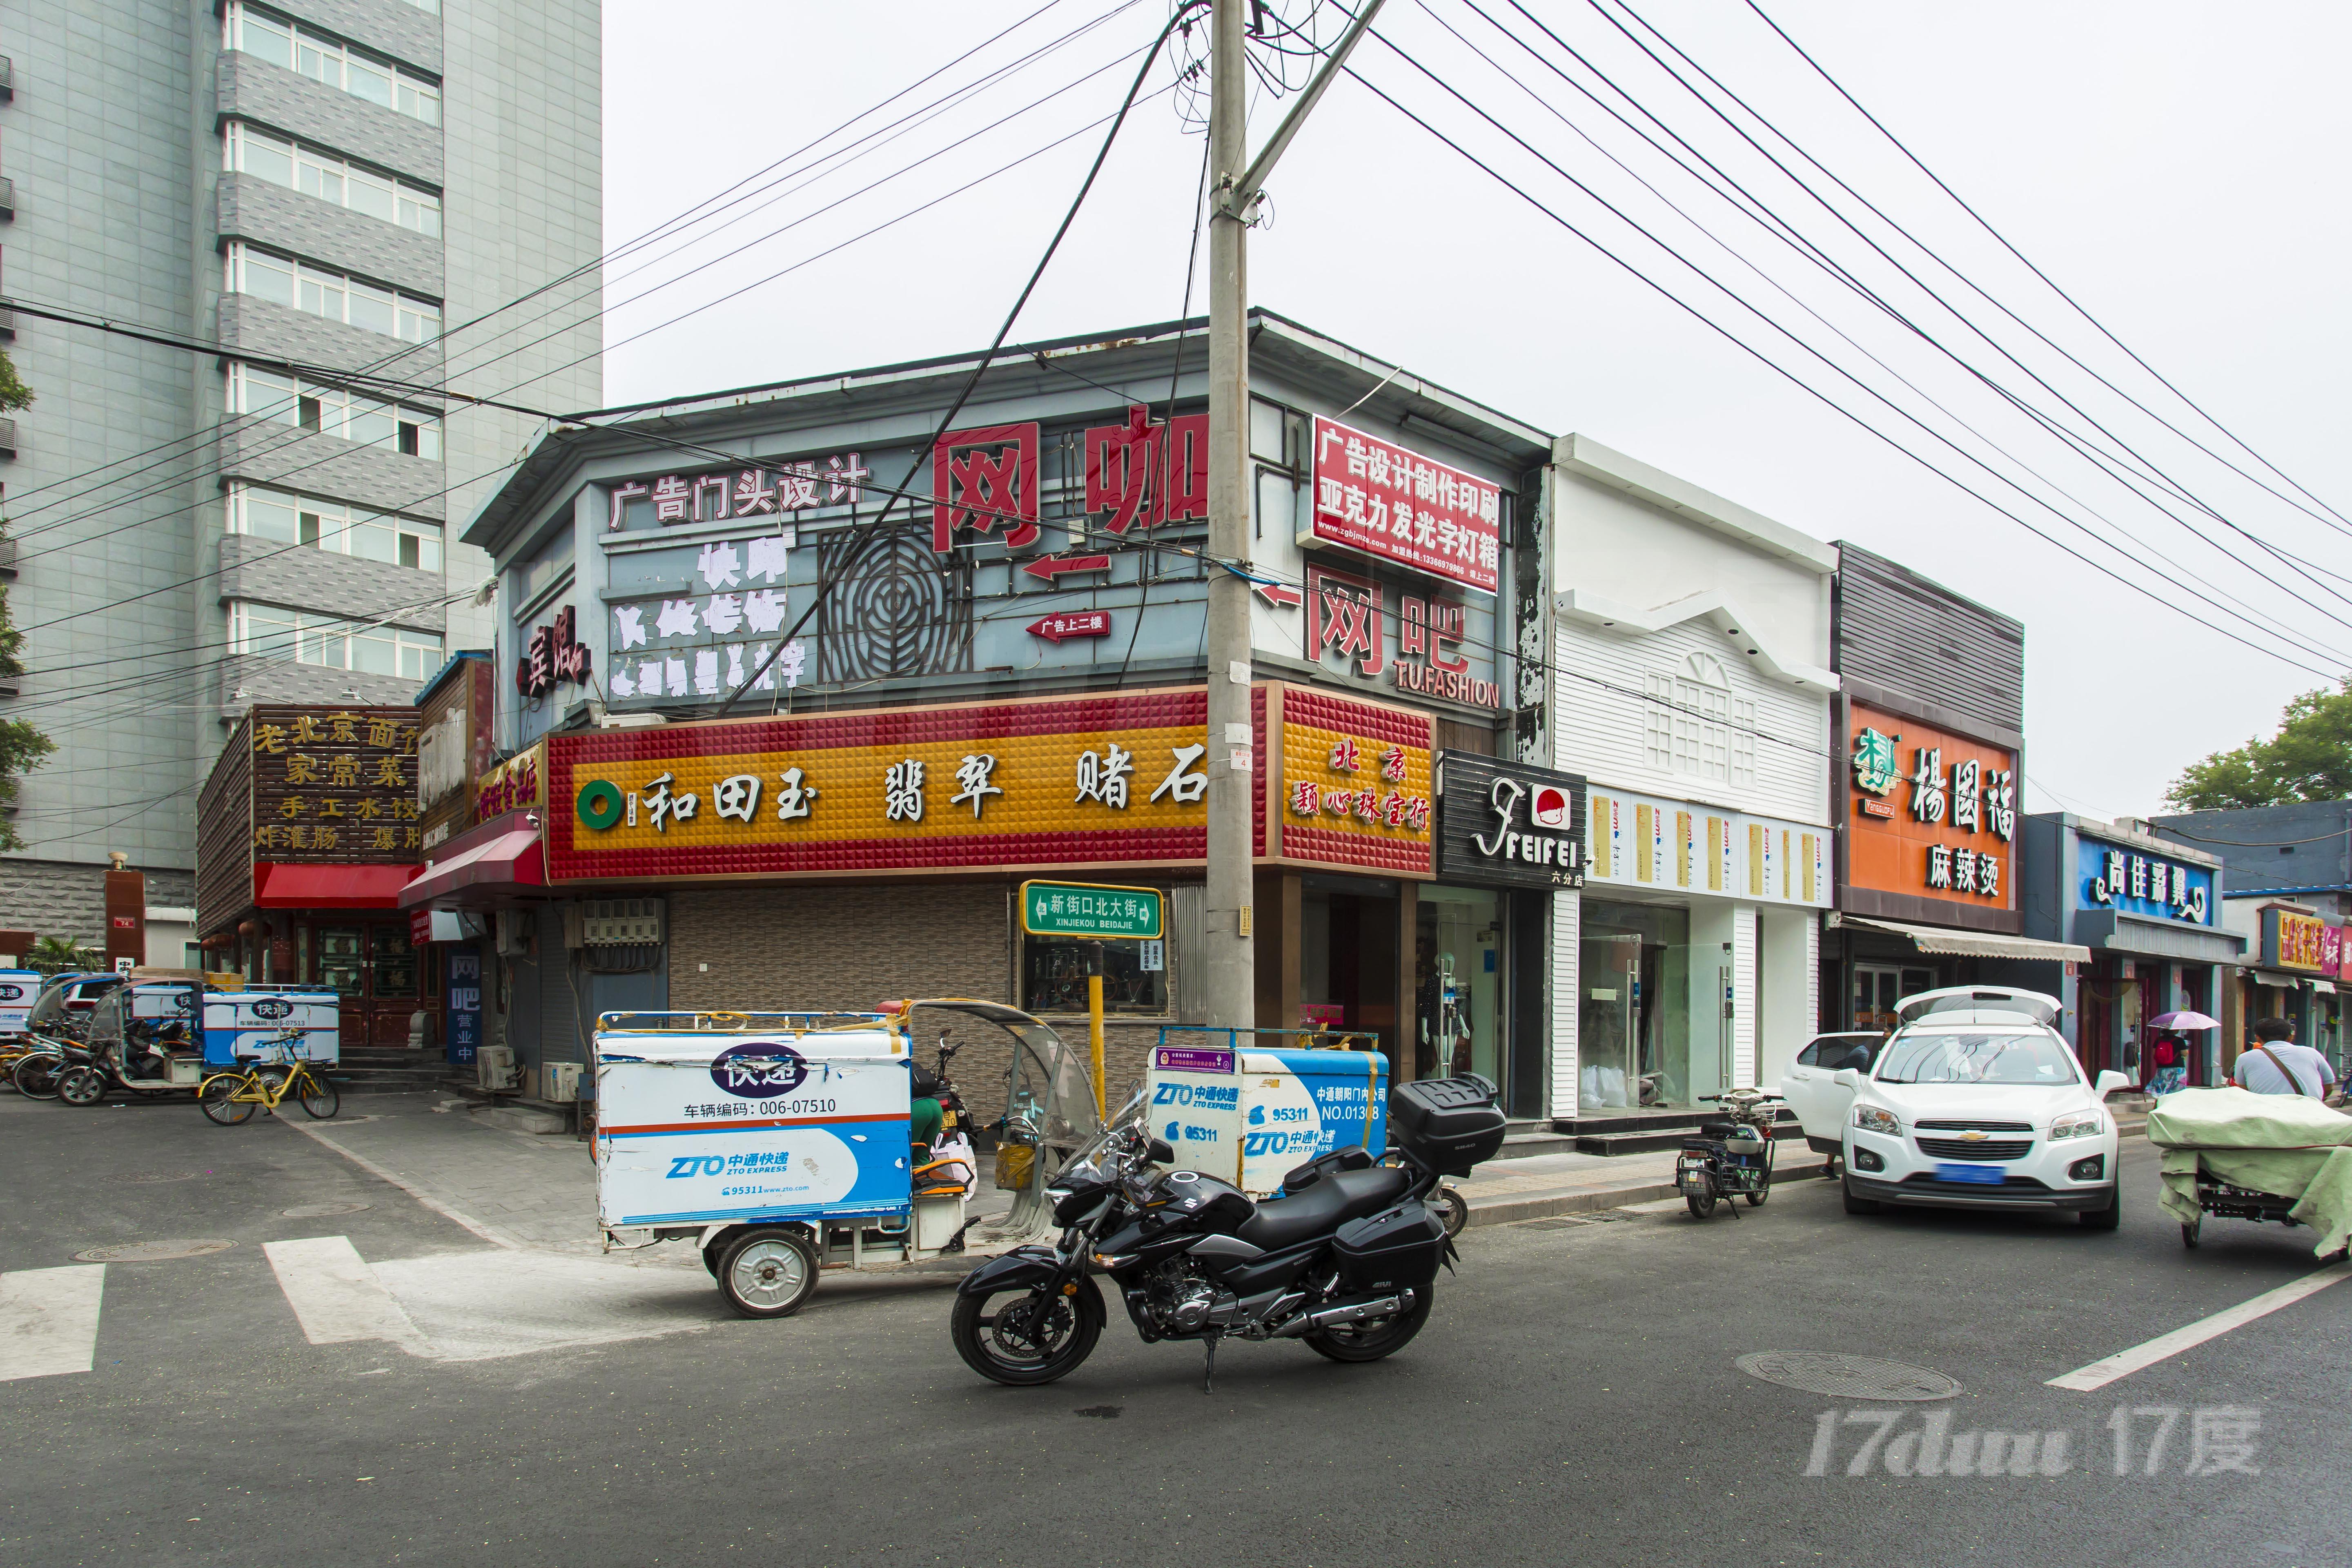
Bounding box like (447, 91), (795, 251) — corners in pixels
(2077, 836), (2212, 925)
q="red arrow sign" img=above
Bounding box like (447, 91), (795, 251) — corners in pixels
(1023, 552), (1111, 583)
(1253, 580), (1303, 609)
(1027, 610), (1112, 645)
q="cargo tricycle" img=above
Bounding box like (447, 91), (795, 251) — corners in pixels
(592, 999), (1102, 1319)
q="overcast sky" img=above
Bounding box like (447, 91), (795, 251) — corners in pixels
(601, 1), (2352, 823)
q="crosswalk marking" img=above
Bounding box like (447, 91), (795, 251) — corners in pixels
(263, 1236), (427, 1354)
(0, 1264), (106, 1381)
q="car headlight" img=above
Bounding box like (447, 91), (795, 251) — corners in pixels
(2049, 1110), (2104, 1141)
(1851, 1105), (1902, 1136)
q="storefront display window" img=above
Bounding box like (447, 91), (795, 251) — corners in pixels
(1580, 899), (1691, 1108)
(318, 927), (365, 995)
(1020, 933), (1165, 1016)
(1416, 886), (1499, 1082)
(1852, 964), (1935, 1034)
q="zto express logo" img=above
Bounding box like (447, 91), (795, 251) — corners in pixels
(709, 1041), (809, 1098)
(252, 998), (294, 1020)
(1852, 728), (1903, 797)
(1531, 785), (1571, 829)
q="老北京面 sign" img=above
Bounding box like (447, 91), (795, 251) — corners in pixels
(1433, 753), (1587, 889)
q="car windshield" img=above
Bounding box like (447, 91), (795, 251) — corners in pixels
(1875, 1030), (2078, 1086)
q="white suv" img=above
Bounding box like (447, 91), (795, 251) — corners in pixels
(1838, 987), (2130, 1229)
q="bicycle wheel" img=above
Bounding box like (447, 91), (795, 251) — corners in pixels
(12, 1054), (60, 1099)
(199, 1074), (256, 1126)
(296, 1069), (340, 1120)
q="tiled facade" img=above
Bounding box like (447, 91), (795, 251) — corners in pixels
(0, 0), (601, 938)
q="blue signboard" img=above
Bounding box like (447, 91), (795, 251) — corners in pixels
(447, 949), (482, 1064)
(2077, 836), (2214, 924)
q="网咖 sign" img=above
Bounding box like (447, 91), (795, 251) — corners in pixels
(1842, 701), (2019, 928)
(1305, 415), (1500, 595)
(1433, 753), (1587, 889)
(1020, 881), (1165, 940)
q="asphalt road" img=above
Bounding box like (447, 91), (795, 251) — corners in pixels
(3, 1093), (2347, 1568)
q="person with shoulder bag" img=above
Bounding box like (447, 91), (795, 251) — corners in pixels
(2232, 1017), (2338, 1098)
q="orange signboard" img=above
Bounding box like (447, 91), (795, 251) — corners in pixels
(1844, 701), (2018, 920)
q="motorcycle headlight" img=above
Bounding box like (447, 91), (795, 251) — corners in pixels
(2049, 1110), (2104, 1141)
(1851, 1105), (1902, 1137)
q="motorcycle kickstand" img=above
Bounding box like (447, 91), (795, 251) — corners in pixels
(1201, 1332), (1220, 1394)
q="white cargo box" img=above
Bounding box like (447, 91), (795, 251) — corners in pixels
(1146, 1044), (1389, 1196)
(593, 1019), (913, 1231)
(0, 969), (39, 1033)
(203, 991), (341, 1066)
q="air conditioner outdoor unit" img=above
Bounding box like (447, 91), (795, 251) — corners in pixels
(476, 1044), (519, 1092)
(541, 1062), (581, 1102)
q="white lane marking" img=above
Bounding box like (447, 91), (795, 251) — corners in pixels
(2047, 1261), (2352, 1391)
(0, 1264), (106, 1381)
(263, 1236), (428, 1354)
(274, 1116), (519, 1250)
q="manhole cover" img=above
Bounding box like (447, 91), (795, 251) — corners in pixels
(119, 1171), (212, 1185)
(280, 1201), (371, 1218)
(1735, 1352), (1960, 1401)
(72, 1239), (238, 1263)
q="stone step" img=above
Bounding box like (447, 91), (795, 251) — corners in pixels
(1574, 1121), (1808, 1158)
(1485, 1130), (1583, 1161)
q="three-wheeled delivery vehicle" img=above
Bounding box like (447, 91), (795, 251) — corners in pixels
(593, 1000), (1102, 1319)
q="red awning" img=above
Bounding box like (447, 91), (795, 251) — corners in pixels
(398, 827), (546, 909)
(252, 862), (419, 910)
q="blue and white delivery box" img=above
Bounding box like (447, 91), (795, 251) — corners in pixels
(201, 990), (341, 1066)
(1147, 1043), (1388, 1196)
(0, 969), (38, 1033)
(592, 1019), (913, 1231)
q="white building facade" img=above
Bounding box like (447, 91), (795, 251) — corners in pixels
(1545, 436), (1836, 1117)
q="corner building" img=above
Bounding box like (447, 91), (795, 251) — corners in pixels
(426, 313), (1551, 1112)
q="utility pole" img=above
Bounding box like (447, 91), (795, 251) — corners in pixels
(1199, 0), (1387, 1033)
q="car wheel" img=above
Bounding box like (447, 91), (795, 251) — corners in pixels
(1841, 1177), (1880, 1215)
(2079, 1182), (2121, 1231)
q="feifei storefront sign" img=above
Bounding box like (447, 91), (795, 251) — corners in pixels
(1433, 753), (1588, 889)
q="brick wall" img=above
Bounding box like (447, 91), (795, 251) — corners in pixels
(667, 882), (1162, 1127)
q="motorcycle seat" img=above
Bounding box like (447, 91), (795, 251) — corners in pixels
(1699, 1121), (1739, 1138)
(1237, 1165), (1412, 1252)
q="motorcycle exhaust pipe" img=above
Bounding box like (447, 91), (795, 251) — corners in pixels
(1272, 1291), (1410, 1337)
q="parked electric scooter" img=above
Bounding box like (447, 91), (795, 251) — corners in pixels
(1675, 1087), (1784, 1219)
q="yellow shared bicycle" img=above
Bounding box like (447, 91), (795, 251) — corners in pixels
(198, 1036), (339, 1125)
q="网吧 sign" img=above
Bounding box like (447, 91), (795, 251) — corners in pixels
(1020, 881), (1165, 940)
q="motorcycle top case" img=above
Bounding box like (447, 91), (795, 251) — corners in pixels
(1388, 1076), (1506, 1175)
(1332, 1199), (1446, 1292)
(593, 1024), (912, 1230)
(0, 969), (36, 1033)
(1146, 1044), (1388, 1196)
(201, 989), (341, 1066)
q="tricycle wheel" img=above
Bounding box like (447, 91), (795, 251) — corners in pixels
(57, 1066), (106, 1107)
(2181, 1216), (2201, 1249)
(717, 1228), (818, 1319)
(951, 1275), (1103, 1386)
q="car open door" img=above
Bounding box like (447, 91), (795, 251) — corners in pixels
(1782, 1032), (1880, 1152)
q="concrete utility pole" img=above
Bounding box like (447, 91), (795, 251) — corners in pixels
(1199, 0), (1387, 1033)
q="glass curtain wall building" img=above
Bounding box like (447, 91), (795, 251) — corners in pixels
(0, 0), (602, 941)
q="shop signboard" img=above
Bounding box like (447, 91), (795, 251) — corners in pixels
(1584, 782), (1830, 909)
(1268, 685), (1436, 878)
(2261, 906), (2328, 972)
(1305, 416), (1500, 594)
(245, 704), (424, 860)
(2322, 924), (2344, 979)
(473, 741), (547, 825)
(1020, 881), (1165, 940)
(1433, 752), (1587, 889)
(1841, 700), (2018, 928)
(446, 949), (482, 1065)
(1304, 563), (1501, 713)
(417, 653), (495, 851)
(2075, 834), (2214, 925)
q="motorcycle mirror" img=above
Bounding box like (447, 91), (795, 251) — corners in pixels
(1145, 1138), (1176, 1165)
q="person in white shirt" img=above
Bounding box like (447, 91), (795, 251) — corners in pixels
(2232, 1018), (2338, 1098)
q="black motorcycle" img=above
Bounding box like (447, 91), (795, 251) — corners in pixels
(1674, 1087), (1782, 1219)
(951, 1074), (1505, 1388)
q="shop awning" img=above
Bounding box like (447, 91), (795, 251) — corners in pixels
(1844, 917), (2090, 964)
(252, 862), (418, 910)
(2314, 980), (2338, 995)
(398, 825), (546, 909)
(2070, 909), (2246, 966)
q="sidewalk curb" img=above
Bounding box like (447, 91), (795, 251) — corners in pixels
(1467, 1154), (1831, 1228)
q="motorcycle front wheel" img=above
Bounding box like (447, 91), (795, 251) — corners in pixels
(951, 1275), (1104, 1386)
(57, 1067), (106, 1107)
(1304, 1286), (1433, 1363)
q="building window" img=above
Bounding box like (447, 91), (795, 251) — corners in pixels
(1020, 933), (1167, 1017)
(226, 243), (440, 343)
(227, 362), (443, 460)
(230, 601), (446, 681)
(225, 4), (441, 125)
(228, 481), (444, 572)
(224, 122), (441, 237)
(1644, 654), (1754, 787)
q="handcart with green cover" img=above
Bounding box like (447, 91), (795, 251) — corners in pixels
(2146, 1086), (2352, 1256)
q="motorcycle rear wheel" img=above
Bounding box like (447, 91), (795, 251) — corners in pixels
(951, 1276), (1103, 1386)
(1430, 1185), (1469, 1239)
(1304, 1286), (1433, 1363)
(57, 1067), (106, 1107)
(1684, 1188), (1717, 1219)
(13, 1055), (60, 1099)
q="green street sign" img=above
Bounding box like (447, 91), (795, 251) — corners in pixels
(1019, 880), (1164, 940)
